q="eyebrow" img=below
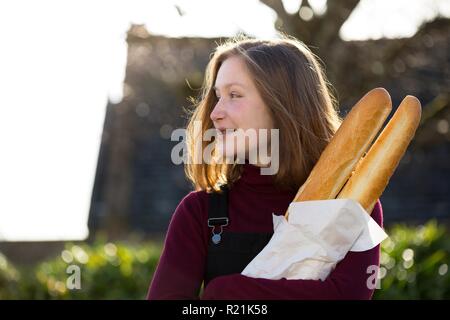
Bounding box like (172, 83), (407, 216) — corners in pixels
(213, 82), (246, 91)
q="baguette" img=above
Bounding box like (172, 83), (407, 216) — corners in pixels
(336, 95), (422, 213)
(285, 88), (392, 218)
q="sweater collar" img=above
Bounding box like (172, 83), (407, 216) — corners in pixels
(235, 162), (294, 195)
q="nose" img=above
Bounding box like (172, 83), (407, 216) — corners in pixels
(210, 98), (226, 122)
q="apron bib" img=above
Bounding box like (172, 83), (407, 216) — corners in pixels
(204, 184), (273, 287)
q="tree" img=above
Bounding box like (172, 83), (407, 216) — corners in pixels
(260, 0), (360, 54)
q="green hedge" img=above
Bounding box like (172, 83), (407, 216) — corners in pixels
(374, 220), (450, 299)
(1, 220), (449, 299)
(0, 238), (162, 300)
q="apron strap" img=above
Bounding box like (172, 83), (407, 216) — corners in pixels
(207, 184), (229, 244)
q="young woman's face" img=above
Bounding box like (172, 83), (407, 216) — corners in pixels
(211, 55), (274, 163)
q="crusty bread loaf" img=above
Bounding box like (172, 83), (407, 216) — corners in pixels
(336, 95), (422, 213)
(285, 88), (392, 218)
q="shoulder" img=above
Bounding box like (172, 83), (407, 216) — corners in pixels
(370, 199), (384, 228)
(177, 190), (209, 211)
(161, 190), (212, 259)
(170, 190), (210, 225)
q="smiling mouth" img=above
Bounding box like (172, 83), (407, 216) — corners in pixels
(218, 128), (237, 135)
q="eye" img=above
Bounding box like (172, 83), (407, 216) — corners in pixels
(230, 92), (241, 99)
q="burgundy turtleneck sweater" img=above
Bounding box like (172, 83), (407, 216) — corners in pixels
(147, 164), (383, 300)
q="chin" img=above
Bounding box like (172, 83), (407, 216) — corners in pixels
(215, 142), (247, 164)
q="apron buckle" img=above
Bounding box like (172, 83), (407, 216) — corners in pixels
(208, 218), (229, 244)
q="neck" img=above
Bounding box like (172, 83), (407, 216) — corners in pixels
(234, 162), (292, 195)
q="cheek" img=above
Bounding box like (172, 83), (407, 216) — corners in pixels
(228, 98), (273, 131)
(225, 101), (246, 125)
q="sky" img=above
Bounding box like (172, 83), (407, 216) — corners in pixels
(0, 0), (449, 241)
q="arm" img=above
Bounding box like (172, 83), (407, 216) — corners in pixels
(147, 191), (206, 300)
(201, 199), (384, 300)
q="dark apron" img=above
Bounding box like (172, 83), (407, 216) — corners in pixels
(204, 184), (273, 287)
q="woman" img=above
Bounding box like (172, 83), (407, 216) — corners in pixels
(147, 35), (383, 300)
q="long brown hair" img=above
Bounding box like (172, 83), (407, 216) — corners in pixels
(184, 34), (342, 193)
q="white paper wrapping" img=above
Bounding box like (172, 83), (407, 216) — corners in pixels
(241, 199), (388, 281)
